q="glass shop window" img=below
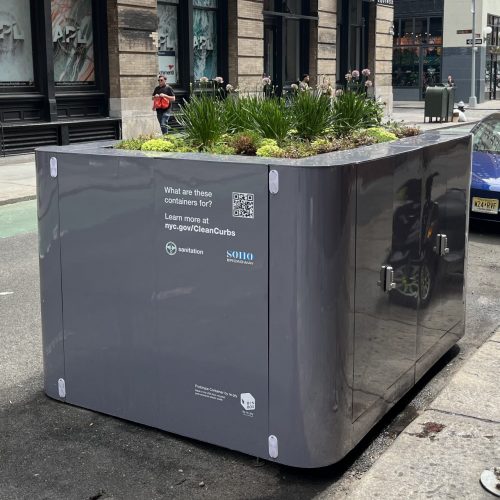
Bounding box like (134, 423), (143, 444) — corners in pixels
(51, 0), (96, 86)
(157, 0), (179, 84)
(0, 0), (35, 87)
(193, 0), (218, 80)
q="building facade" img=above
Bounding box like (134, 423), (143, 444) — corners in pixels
(393, 0), (500, 102)
(0, 0), (394, 150)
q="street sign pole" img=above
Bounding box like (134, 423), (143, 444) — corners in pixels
(469, 0), (477, 107)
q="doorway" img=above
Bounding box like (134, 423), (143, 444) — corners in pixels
(337, 0), (370, 85)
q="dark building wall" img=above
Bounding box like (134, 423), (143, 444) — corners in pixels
(394, 0), (443, 17)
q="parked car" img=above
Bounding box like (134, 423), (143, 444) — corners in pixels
(470, 113), (500, 223)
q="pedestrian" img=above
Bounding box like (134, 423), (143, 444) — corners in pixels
(447, 75), (455, 87)
(152, 75), (175, 135)
(299, 73), (310, 91)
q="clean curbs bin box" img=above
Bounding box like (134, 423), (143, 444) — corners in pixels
(425, 86), (448, 122)
(36, 131), (471, 468)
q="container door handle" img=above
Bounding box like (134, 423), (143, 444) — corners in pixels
(378, 265), (396, 292)
(434, 234), (450, 256)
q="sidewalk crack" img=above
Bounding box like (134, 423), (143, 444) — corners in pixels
(426, 408), (500, 425)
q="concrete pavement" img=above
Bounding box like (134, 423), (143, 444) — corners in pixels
(390, 99), (500, 131)
(326, 329), (500, 499)
(0, 154), (36, 206)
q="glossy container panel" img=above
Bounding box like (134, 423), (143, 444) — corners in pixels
(37, 131), (471, 468)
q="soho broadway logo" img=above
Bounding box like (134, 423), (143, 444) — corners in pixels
(226, 250), (255, 266)
(165, 241), (177, 256)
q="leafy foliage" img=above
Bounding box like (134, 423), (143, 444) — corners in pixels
(331, 92), (383, 137)
(177, 94), (226, 148)
(291, 90), (332, 140)
(116, 135), (154, 150)
(246, 97), (291, 144)
(230, 131), (262, 155)
(256, 139), (283, 157)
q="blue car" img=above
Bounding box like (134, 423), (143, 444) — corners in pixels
(470, 113), (500, 223)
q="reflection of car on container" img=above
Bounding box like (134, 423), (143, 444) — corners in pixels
(470, 113), (500, 223)
(388, 178), (466, 308)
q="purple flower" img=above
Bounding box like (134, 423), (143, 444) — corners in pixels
(365, 80), (373, 87)
(335, 89), (343, 97)
(352, 70), (360, 79)
(200, 76), (209, 83)
(214, 76), (224, 84)
(262, 77), (272, 86)
(362, 68), (371, 77)
(345, 73), (353, 81)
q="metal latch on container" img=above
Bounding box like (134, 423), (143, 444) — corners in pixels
(268, 435), (279, 458)
(50, 157), (58, 178)
(58, 378), (66, 398)
(378, 265), (396, 292)
(434, 234), (449, 256)
(269, 170), (279, 194)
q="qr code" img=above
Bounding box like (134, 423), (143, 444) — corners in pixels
(232, 192), (255, 219)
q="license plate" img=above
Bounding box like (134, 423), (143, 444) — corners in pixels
(472, 197), (499, 214)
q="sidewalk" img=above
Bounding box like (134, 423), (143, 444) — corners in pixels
(0, 154), (36, 206)
(328, 329), (500, 500)
(390, 99), (500, 131)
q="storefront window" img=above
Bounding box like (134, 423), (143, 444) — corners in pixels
(428, 17), (443, 45)
(158, 0), (179, 84)
(0, 0), (34, 86)
(393, 47), (419, 87)
(51, 0), (95, 85)
(193, 1), (218, 80)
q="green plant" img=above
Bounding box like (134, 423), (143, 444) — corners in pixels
(361, 127), (398, 143)
(256, 139), (283, 157)
(279, 140), (316, 158)
(224, 96), (254, 133)
(205, 143), (236, 155)
(116, 135), (154, 150)
(230, 131), (262, 155)
(384, 121), (421, 138)
(141, 138), (178, 152)
(331, 91), (383, 137)
(291, 89), (332, 140)
(177, 94), (226, 148)
(246, 97), (291, 144)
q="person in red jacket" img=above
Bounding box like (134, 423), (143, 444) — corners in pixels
(152, 75), (175, 134)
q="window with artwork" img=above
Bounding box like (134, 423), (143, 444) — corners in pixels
(193, 0), (218, 80)
(0, 0), (34, 87)
(51, 0), (95, 85)
(158, 0), (179, 84)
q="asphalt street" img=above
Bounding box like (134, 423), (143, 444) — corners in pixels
(0, 203), (499, 499)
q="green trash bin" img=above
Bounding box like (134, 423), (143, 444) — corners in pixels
(424, 87), (448, 123)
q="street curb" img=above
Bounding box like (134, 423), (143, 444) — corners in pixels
(0, 195), (37, 207)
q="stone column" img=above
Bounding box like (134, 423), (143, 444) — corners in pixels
(234, 0), (265, 92)
(316, 0), (337, 88)
(107, 0), (159, 139)
(368, 3), (394, 113)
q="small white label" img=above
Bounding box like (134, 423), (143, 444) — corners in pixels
(269, 170), (279, 194)
(58, 378), (66, 398)
(240, 393), (255, 411)
(268, 435), (279, 459)
(50, 157), (58, 178)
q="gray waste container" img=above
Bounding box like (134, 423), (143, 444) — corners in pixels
(36, 131), (471, 468)
(424, 86), (448, 122)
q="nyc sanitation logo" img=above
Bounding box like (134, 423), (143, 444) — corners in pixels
(165, 241), (177, 256)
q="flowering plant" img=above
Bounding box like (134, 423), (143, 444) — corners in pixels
(214, 76), (224, 84)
